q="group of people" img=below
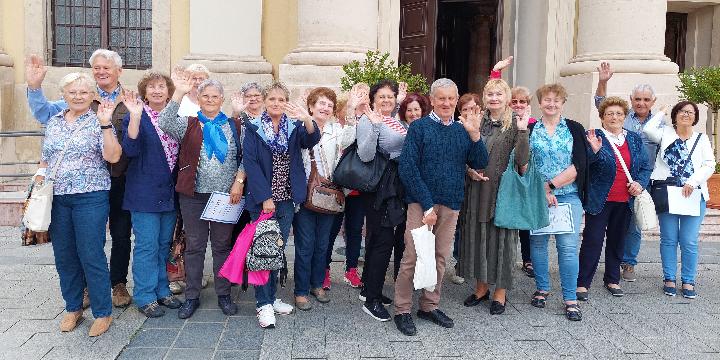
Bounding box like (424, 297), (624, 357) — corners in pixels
(25, 48), (714, 338)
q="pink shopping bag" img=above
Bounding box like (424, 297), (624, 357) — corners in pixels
(218, 212), (273, 285)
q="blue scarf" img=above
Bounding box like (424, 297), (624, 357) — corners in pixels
(261, 112), (289, 154)
(197, 111), (229, 163)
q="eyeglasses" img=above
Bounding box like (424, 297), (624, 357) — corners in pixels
(200, 95), (222, 101)
(603, 112), (625, 118)
(679, 110), (696, 116)
(511, 99), (528, 105)
(376, 95), (395, 100)
(65, 91), (92, 98)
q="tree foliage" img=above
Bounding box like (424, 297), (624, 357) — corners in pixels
(677, 66), (720, 113)
(340, 50), (429, 93)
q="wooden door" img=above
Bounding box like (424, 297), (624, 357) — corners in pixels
(399, 0), (437, 84)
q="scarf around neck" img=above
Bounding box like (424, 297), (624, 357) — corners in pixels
(261, 112), (289, 154)
(197, 110), (229, 163)
(144, 104), (178, 171)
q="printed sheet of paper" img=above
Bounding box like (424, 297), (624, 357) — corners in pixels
(530, 203), (575, 236)
(667, 186), (701, 216)
(200, 192), (245, 224)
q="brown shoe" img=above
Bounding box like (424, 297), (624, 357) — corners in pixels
(59, 311), (83, 332)
(112, 283), (132, 307)
(621, 264), (636, 282)
(88, 316), (112, 337)
(310, 288), (331, 303)
(82, 288), (91, 309)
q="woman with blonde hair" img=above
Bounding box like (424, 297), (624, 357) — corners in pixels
(457, 78), (529, 314)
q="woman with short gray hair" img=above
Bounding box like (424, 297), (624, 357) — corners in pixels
(231, 82), (265, 121)
(177, 63), (211, 117)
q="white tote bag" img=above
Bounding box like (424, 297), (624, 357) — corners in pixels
(411, 225), (437, 292)
(609, 140), (658, 230)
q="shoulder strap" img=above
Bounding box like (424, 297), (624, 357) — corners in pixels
(48, 116), (94, 180)
(674, 133), (702, 176)
(608, 139), (634, 183)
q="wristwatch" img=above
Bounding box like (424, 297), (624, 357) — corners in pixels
(100, 124), (113, 129)
(547, 181), (556, 190)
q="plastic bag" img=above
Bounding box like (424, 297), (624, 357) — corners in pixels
(412, 225), (437, 291)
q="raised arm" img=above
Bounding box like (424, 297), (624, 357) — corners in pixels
(26, 55), (67, 124)
(594, 62), (613, 109)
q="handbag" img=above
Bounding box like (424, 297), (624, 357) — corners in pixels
(305, 148), (345, 214)
(245, 217), (286, 272)
(166, 213), (186, 282)
(494, 151), (550, 230)
(22, 117), (90, 232)
(20, 181), (51, 246)
(332, 141), (389, 192)
(648, 135), (701, 214)
(608, 139), (657, 230)
(218, 212), (274, 286)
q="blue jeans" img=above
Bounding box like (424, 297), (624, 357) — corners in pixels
(49, 191), (112, 318)
(530, 193), (583, 302)
(251, 200), (295, 308)
(130, 210), (176, 308)
(622, 219), (642, 266)
(293, 207), (334, 296)
(658, 199), (706, 284)
(326, 195), (365, 270)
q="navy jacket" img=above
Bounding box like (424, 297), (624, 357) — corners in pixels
(584, 129), (652, 215)
(243, 116), (320, 213)
(122, 111), (176, 213)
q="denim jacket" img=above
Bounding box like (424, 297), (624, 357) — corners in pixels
(584, 129), (652, 215)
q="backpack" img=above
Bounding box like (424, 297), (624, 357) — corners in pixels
(245, 218), (286, 272)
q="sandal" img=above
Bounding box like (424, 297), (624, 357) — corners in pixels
(565, 303), (582, 321)
(530, 291), (548, 308)
(521, 262), (535, 278)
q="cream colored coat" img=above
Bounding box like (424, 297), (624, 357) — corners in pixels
(301, 120), (356, 181)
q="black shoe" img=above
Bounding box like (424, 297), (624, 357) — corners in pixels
(138, 301), (165, 318)
(463, 291), (490, 307)
(358, 289), (392, 306)
(530, 291), (548, 308)
(521, 262), (535, 278)
(178, 298), (200, 319)
(362, 300), (391, 322)
(158, 295), (182, 309)
(576, 291), (589, 302)
(489, 301), (506, 315)
(605, 284), (624, 297)
(218, 295), (238, 316)
(417, 309), (454, 328)
(565, 303), (582, 321)
(394, 313), (417, 336)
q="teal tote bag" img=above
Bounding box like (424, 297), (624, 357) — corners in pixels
(494, 151), (549, 230)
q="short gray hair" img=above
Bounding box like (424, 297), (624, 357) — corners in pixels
(185, 63), (210, 77)
(197, 79), (224, 97)
(262, 82), (290, 101)
(430, 78), (458, 96)
(59, 72), (95, 91)
(241, 82), (263, 95)
(630, 84), (656, 99)
(88, 49), (122, 68)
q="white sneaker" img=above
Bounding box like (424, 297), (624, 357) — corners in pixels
(201, 277), (208, 288)
(169, 281), (183, 295)
(256, 304), (276, 328)
(272, 299), (294, 315)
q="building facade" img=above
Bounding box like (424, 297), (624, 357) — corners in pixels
(0, 0), (719, 168)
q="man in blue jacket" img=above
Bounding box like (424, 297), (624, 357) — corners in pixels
(394, 78), (488, 336)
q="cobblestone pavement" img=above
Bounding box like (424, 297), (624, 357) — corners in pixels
(1, 224), (720, 360)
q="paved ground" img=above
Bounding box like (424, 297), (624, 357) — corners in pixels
(2, 223), (720, 360)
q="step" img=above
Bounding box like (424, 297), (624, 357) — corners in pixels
(0, 191), (27, 226)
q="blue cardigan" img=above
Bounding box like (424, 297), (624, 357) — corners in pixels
(243, 116), (320, 213)
(584, 129), (652, 215)
(121, 111), (176, 213)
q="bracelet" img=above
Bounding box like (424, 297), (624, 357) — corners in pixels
(100, 124), (113, 129)
(235, 178), (244, 184)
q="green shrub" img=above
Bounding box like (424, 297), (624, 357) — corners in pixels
(340, 50), (429, 94)
(677, 66), (720, 113)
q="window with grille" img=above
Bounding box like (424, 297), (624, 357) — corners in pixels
(51, 0), (152, 69)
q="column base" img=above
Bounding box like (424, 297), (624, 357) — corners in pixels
(279, 64), (348, 102)
(560, 59), (679, 77)
(180, 54), (274, 90)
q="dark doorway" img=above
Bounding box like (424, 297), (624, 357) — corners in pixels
(665, 12), (687, 72)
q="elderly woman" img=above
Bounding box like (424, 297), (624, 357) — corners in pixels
(644, 102), (714, 299)
(231, 82), (265, 121)
(528, 84), (588, 321)
(399, 93), (430, 125)
(43, 73), (122, 336)
(356, 79), (408, 322)
(159, 73), (244, 319)
(176, 63), (210, 117)
(457, 79), (529, 315)
(577, 97), (651, 300)
(292, 87), (355, 310)
(243, 82), (320, 328)
(121, 72), (182, 318)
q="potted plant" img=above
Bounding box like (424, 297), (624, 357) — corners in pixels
(340, 50), (429, 93)
(677, 66), (720, 208)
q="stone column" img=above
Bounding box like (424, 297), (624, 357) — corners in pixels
(559, 0), (681, 129)
(182, 0), (273, 94)
(279, 0), (379, 100)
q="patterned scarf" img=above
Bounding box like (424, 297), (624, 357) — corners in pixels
(144, 104), (178, 171)
(663, 137), (696, 185)
(197, 110), (229, 163)
(261, 112), (289, 154)
(98, 85), (122, 102)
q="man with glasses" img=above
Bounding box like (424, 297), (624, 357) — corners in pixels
(593, 61), (662, 283)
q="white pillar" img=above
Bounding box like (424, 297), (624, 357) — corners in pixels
(279, 0), (379, 99)
(183, 0), (273, 92)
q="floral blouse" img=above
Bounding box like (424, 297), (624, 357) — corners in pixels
(42, 109), (112, 195)
(530, 117), (578, 196)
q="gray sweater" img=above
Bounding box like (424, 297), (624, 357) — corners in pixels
(356, 115), (406, 161)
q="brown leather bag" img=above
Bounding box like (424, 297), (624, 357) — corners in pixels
(166, 214), (186, 282)
(304, 148), (345, 214)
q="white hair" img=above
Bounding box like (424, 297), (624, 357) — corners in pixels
(430, 78), (458, 96)
(88, 49), (123, 68)
(185, 63), (210, 77)
(241, 82), (263, 95)
(58, 72), (95, 91)
(197, 79), (224, 97)
(630, 84), (656, 99)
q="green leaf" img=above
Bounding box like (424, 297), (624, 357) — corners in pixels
(340, 50), (430, 93)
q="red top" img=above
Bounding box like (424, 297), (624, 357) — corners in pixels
(607, 142), (631, 202)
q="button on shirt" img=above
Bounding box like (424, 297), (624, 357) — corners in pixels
(530, 118), (577, 195)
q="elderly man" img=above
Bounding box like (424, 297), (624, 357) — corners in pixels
(594, 62), (660, 282)
(26, 49), (133, 307)
(394, 78), (488, 336)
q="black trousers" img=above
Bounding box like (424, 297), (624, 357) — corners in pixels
(578, 202), (631, 288)
(360, 192), (405, 302)
(230, 210), (252, 247)
(109, 176), (132, 286)
(519, 230), (531, 263)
